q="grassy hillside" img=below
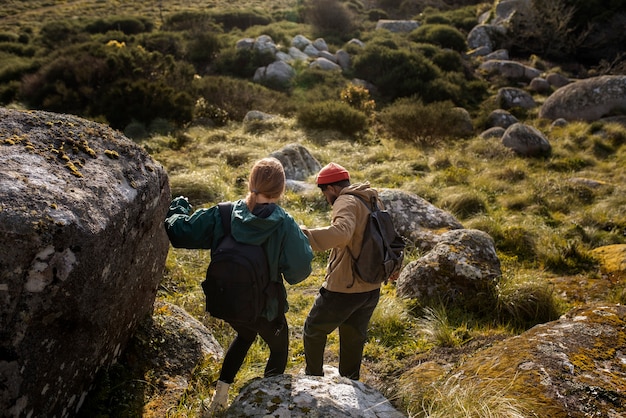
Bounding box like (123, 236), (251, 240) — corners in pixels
(0, 0), (297, 32)
(141, 115), (626, 417)
(3, 0), (626, 416)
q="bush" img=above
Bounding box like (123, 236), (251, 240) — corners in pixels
(138, 32), (185, 58)
(297, 100), (367, 136)
(302, 0), (357, 40)
(422, 5), (480, 32)
(193, 76), (294, 121)
(19, 42), (195, 129)
(209, 9), (272, 31)
(185, 32), (222, 73)
(340, 84), (375, 115)
(84, 16), (154, 35)
(162, 11), (214, 32)
(38, 20), (86, 48)
(352, 44), (440, 102)
(409, 24), (467, 52)
(431, 48), (464, 72)
(378, 99), (471, 145)
(213, 47), (275, 79)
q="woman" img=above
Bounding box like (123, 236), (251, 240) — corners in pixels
(164, 157), (313, 415)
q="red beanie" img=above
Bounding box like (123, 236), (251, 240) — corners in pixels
(316, 162), (350, 185)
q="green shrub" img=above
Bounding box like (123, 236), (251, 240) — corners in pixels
(84, 16), (153, 35)
(0, 55), (38, 83)
(0, 32), (18, 42)
(409, 24), (467, 52)
(378, 99), (470, 145)
(367, 8), (388, 21)
(422, 5), (479, 32)
(302, 0), (357, 40)
(162, 11), (214, 32)
(0, 41), (37, 57)
(213, 47), (275, 79)
(138, 32), (185, 58)
(193, 75), (294, 121)
(185, 32), (222, 73)
(19, 42), (195, 129)
(431, 48), (464, 73)
(297, 100), (367, 136)
(352, 44), (440, 102)
(209, 9), (272, 31)
(38, 20), (86, 48)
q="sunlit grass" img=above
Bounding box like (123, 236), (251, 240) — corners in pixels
(408, 375), (539, 418)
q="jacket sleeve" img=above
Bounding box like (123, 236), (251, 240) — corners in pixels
(301, 195), (357, 252)
(279, 217), (314, 285)
(164, 197), (220, 249)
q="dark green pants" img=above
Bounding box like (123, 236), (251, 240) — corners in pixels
(303, 287), (380, 380)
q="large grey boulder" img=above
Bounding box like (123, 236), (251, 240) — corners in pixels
(396, 229), (501, 310)
(0, 108), (170, 417)
(449, 304), (626, 417)
(270, 144), (321, 181)
(226, 372), (405, 417)
(539, 75), (626, 121)
(377, 189), (463, 251)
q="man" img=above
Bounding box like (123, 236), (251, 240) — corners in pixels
(300, 162), (382, 380)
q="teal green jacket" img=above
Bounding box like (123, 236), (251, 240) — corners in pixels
(164, 197), (313, 321)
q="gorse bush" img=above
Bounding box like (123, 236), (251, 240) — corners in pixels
(297, 100), (367, 136)
(340, 84), (375, 115)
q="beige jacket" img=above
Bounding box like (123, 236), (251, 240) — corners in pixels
(302, 183), (382, 293)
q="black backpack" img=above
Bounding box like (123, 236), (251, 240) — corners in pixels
(348, 193), (405, 284)
(201, 202), (272, 323)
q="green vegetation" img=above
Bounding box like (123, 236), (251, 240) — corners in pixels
(2, 1), (625, 417)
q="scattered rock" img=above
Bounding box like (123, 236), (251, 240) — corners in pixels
(227, 372), (405, 417)
(375, 19), (419, 33)
(396, 229), (501, 311)
(539, 75), (626, 121)
(501, 123), (552, 157)
(496, 87), (537, 109)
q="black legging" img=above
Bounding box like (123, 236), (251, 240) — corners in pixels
(219, 314), (288, 384)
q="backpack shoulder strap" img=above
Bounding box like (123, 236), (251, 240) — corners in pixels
(345, 192), (378, 212)
(217, 202), (233, 236)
